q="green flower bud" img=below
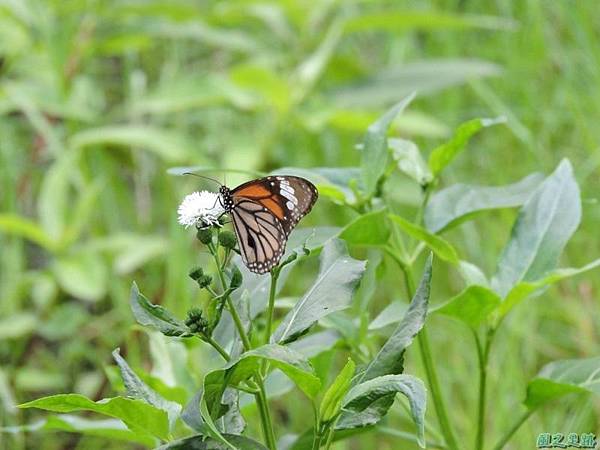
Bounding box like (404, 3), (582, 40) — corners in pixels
(185, 307), (208, 334)
(188, 267), (204, 281)
(197, 274), (213, 289)
(218, 230), (237, 250)
(196, 227), (213, 245)
(229, 265), (243, 290)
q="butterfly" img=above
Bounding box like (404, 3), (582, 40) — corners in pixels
(219, 176), (318, 274)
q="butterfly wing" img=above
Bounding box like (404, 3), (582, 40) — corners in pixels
(232, 176), (318, 236)
(230, 197), (286, 274)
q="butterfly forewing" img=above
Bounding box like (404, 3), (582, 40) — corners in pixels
(232, 176), (318, 236)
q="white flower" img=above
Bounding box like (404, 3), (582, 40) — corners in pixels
(177, 191), (225, 228)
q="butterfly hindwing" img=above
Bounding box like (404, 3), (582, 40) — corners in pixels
(230, 197), (286, 274)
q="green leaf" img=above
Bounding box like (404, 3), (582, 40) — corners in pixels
(221, 344), (321, 399)
(130, 282), (190, 337)
(53, 251), (108, 302)
(389, 214), (459, 264)
(112, 349), (181, 430)
(361, 93), (415, 196)
(389, 138), (433, 186)
(492, 159), (581, 297)
(1, 415), (156, 447)
(457, 261), (490, 288)
(358, 255), (432, 383)
(333, 60), (500, 108)
(272, 239), (366, 344)
(156, 434), (269, 450)
(339, 209), (390, 246)
(499, 258), (600, 316)
(424, 173), (545, 233)
(433, 285), (501, 328)
(19, 394), (169, 440)
(525, 357), (600, 409)
(428, 116), (506, 176)
(341, 374), (426, 447)
(319, 359), (356, 423)
(0, 313), (37, 339)
(69, 125), (195, 163)
(368, 302), (407, 331)
(344, 11), (516, 33)
(0, 213), (55, 251)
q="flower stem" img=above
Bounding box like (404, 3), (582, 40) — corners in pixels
(211, 245), (252, 351)
(491, 409), (534, 450)
(264, 268), (280, 345)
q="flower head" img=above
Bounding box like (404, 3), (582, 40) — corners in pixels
(177, 191), (225, 228)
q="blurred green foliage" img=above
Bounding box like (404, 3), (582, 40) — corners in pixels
(1, 0), (599, 449)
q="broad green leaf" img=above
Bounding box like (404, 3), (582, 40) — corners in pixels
(424, 173), (545, 233)
(389, 214), (459, 264)
(113, 237), (169, 274)
(272, 239), (366, 344)
(0, 213), (55, 251)
(341, 374), (426, 447)
(525, 357), (600, 409)
(499, 258), (600, 316)
(53, 251), (108, 302)
(2, 414), (155, 446)
(389, 138), (432, 186)
(319, 359), (356, 423)
(70, 125), (194, 163)
(288, 329), (341, 358)
(112, 349), (181, 430)
(130, 282), (190, 337)
(199, 390), (236, 450)
(156, 434), (268, 450)
(361, 93), (415, 196)
(344, 12), (516, 33)
(492, 160), (581, 297)
(339, 209), (390, 246)
(357, 255), (432, 383)
(428, 116), (506, 176)
(19, 394), (169, 440)
(433, 285), (501, 328)
(334, 60), (500, 108)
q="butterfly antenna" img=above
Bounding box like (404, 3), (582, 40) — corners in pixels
(183, 172), (223, 187)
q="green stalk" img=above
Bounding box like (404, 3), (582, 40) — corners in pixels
(264, 268), (280, 345)
(211, 240), (276, 450)
(255, 382), (277, 450)
(491, 409), (534, 450)
(474, 329), (494, 450)
(203, 334), (231, 362)
(400, 262), (459, 450)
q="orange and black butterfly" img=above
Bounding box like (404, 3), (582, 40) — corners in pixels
(219, 176), (318, 274)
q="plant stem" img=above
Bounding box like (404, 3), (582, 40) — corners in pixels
(203, 334), (231, 362)
(264, 268), (280, 345)
(255, 380), (277, 450)
(211, 246), (252, 351)
(399, 256), (460, 450)
(474, 329), (494, 450)
(491, 409), (534, 450)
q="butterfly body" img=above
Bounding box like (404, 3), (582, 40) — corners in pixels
(219, 176), (318, 274)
